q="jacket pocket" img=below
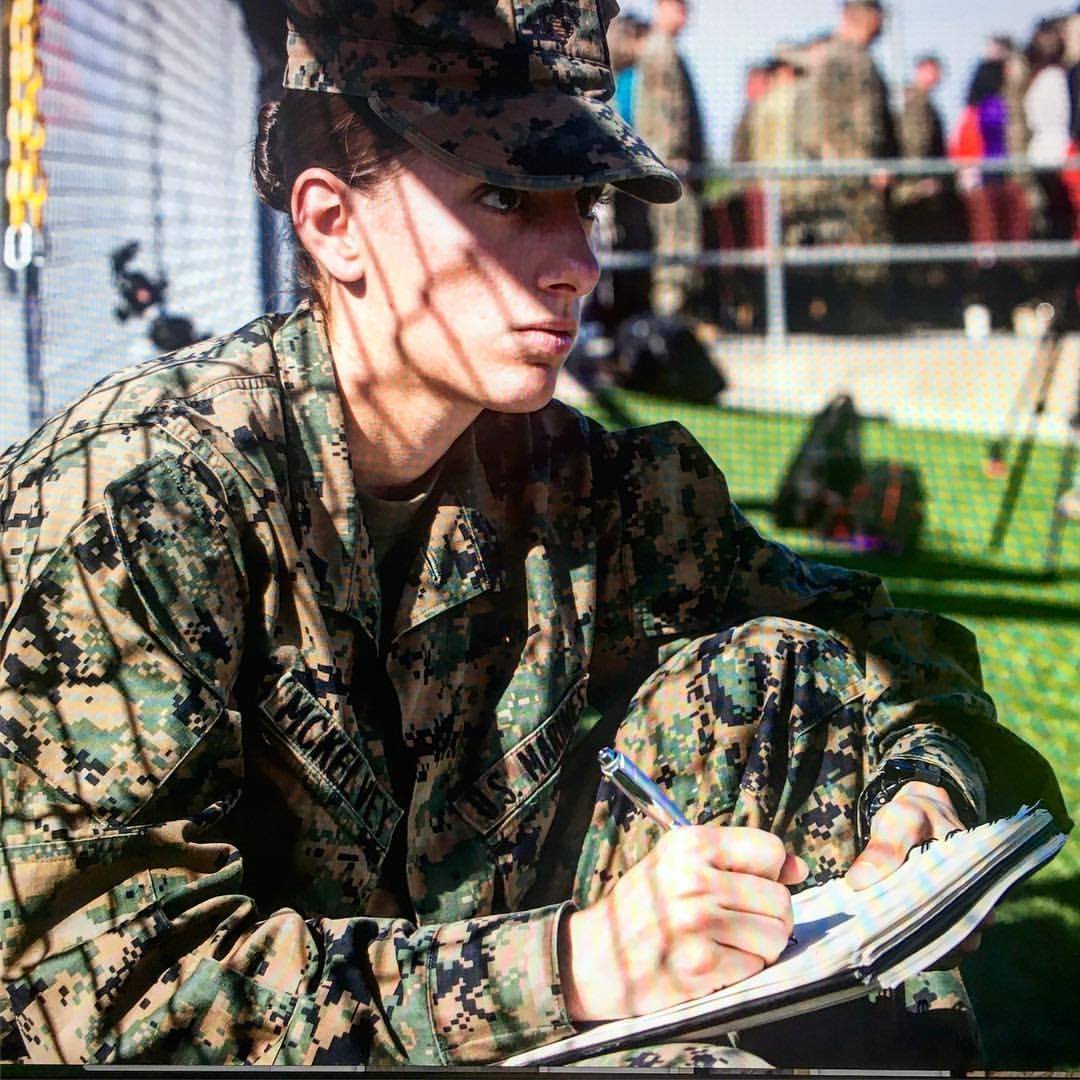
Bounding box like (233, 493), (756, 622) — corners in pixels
(451, 675), (588, 908)
(1, 829), (159, 978)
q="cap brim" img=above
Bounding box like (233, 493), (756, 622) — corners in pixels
(366, 86), (682, 205)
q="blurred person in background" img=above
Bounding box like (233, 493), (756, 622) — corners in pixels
(775, 31), (843, 330)
(799, 0), (896, 174)
(895, 55), (948, 212)
(965, 36), (1031, 157)
(798, 0), (898, 333)
(726, 62), (773, 330)
(589, 11), (654, 331)
(955, 35), (1032, 326)
(799, 0), (898, 328)
(1063, 8), (1080, 134)
(731, 62), (771, 167)
(750, 57), (804, 168)
(892, 54), (964, 325)
(1020, 16), (1076, 312)
(635, 0), (707, 317)
(1024, 19), (1075, 243)
(1060, 7), (1080, 233)
(610, 12), (651, 127)
(745, 58), (806, 258)
(958, 36), (1017, 208)
(731, 62), (772, 249)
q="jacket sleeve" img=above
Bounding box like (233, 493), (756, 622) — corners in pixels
(590, 421), (1068, 834)
(0, 447), (575, 1066)
(722, 501), (1069, 830)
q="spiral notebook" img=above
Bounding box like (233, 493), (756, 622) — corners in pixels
(501, 805), (1066, 1067)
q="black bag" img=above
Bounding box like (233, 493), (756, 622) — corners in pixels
(773, 394), (864, 531)
(849, 461), (925, 555)
(614, 315), (727, 403)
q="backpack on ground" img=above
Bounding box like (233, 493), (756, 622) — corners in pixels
(848, 461), (925, 556)
(773, 394), (864, 532)
(614, 315), (728, 403)
(773, 394), (926, 555)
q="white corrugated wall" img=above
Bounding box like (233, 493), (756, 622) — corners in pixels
(1, 0), (268, 450)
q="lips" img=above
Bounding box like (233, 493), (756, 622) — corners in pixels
(516, 320), (578, 335)
(515, 325), (577, 358)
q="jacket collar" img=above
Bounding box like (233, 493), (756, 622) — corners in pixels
(272, 302), (502, 645)
(391, 426), (506, 642)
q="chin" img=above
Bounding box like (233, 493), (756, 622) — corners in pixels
(483, 368), (560, 414)
(487, 389), (558, 415)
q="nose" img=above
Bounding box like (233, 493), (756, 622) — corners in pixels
(535, 198), (602, 300)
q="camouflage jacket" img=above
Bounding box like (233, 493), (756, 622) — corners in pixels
(893, 85), (947, 205)
(634, 31), (706, 168)
(801, 37), (897, 162)
(898, 86), (945, 162)
(0, 302), (1064, 1066)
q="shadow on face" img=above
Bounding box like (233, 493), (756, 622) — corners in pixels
(297, 147), (606, 466)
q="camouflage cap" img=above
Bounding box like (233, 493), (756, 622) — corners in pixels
(283, 1), (681, 204)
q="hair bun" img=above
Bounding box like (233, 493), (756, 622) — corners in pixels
(254, 100), (289, 213)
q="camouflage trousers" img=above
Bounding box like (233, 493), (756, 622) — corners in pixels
(538, 618), (982, 1070)
(794, 184), (891, 287)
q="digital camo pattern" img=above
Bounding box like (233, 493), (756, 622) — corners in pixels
(797, 36), (895, 283)
(633, 29), (705, 314)
(565, 624), (984, 1068)
(893, 85), (947, 206)
(281, 0), (681, 204)
(0, 302), (1068, 1066)
(808, 37), (895, 164)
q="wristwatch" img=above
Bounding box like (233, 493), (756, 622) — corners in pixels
(857, 759), (979, 846)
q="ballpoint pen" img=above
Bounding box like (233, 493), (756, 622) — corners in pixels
(598, 745), (691, 829)
(599, 747), (801, 946)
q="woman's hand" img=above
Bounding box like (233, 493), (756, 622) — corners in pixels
(846, 780), (965, 890)
(559, 826), (809, 1022)
(846, 779), (993, 965)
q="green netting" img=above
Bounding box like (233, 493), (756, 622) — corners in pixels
(583, 384), (1079, 1068)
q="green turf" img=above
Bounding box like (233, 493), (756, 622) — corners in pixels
(581, 387), (1080, 1069)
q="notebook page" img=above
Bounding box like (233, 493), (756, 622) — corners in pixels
(500, 807), (1062, 1067)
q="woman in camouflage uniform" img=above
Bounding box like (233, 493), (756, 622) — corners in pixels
(0, 0), (1067, 1069)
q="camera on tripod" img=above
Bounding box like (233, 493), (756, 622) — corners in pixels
(109, 241), (206, 353)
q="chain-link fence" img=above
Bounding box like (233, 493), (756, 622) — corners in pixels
(0, 0), (267, 450)
(0, 4), (1077, 1067)
(569, 154), (1080, 1069)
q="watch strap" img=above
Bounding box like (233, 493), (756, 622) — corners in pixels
(857, 758), (980, 846)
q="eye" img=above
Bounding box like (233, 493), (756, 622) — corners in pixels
(576, 186), (612, 221)
(477, 186), (524, 214)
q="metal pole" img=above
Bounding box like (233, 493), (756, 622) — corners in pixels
(145, 0), (165, 283)
(23, 255), (45, 429)
(763, 177), (787, 347)
(1044, 424), (1077, 576)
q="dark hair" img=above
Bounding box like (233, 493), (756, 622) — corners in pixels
(968, 59), (1004, 106)
(253, 91), (412, 297)
(614, 12), (649, 33)
(1026, 21), (1066, 75)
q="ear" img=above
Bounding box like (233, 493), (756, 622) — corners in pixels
(291, 168), (365, 284)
